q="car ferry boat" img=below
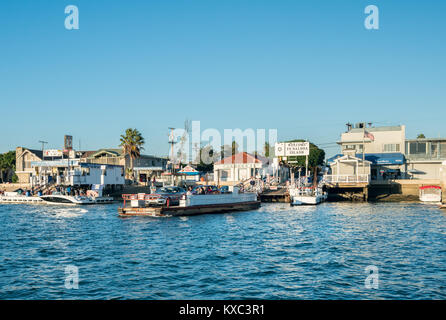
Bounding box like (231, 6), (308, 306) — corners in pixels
(419, 185), (442, 203)
(118, 187), (260, 217)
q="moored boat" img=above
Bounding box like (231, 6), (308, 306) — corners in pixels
(289, 186), (327, 206)
(0, 192), (44, 204)
(419, 185), (442, 203)
(118, 187), (260, 217)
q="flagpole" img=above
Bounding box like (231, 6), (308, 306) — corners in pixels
(363, 126), (365, 177)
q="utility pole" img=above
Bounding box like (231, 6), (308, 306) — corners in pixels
(38, 140), (48, 160)
(168, 127), (176, 186)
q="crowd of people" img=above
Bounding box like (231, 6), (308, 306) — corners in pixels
(187, 185), (221, 195)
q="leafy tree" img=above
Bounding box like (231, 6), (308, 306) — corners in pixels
(220, 141), (240, 160)
(0, 151), (16, 183)
(417, 133), (426, 139)
(283, 140), (325, 172)
(119, 128), (145, 179)
(264, 142), (272, 158)
(232, 141), (239, 155)
(195, 145), (216, 172)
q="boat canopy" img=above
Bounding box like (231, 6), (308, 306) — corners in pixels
(419, 185), (441, 190)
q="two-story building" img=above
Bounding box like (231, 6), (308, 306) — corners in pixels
(30, 159), (124, 190)
(80, 148), (168, 183)
(15, 147), (44, 184)
(327, 123), (406, 182)
(405, 138), (446, 179)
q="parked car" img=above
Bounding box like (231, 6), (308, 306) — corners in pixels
(149, 186), (186, 206)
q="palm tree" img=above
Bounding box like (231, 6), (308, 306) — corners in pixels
(119, 128), (145, 180)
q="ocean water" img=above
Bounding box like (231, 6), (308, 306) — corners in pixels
(0, 202), (445, 300)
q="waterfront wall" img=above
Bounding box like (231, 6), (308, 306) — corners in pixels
(440, 162), (446, 202)
(0, 183), (31, 192)
(368, 179), (441, 202)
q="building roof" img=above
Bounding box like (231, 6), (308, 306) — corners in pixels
(86, 148), (168, 160)
(347, 125), (404, 133)
(88, 149), (124, 158)
(178, 165), (201, 175)
(327, 154), (372, 165)
(406, 138), (446, 142)
(215, 152), (269, 165)
(22, 148), (43, 159)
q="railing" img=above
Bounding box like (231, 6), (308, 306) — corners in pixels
(323, 174), (370, 184)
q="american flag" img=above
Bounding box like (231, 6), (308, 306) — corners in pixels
(364, 130), (375, 141)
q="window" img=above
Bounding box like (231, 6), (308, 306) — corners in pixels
(343, 144), (363, 152)
(409, 142), (426, 155)
(431, 143), (438, 158)
(440, 143), (446, 159)
(383, 144), (400, 153)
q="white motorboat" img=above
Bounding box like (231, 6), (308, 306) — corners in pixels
(289, 186), (327, 206)
(419, 185), (442, 203)
(39, 193), (114, 205)
(0, 192), (44, 204)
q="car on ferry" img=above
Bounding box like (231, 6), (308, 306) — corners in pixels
(148, 186), (186, 206)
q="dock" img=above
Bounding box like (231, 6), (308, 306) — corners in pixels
(259, 188), (289, 203)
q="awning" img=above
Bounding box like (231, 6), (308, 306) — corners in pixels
(364, 153), (405, 165)
(327, 153), (405, 165)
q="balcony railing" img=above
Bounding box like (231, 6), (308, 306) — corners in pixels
(323, 174), (370, 184)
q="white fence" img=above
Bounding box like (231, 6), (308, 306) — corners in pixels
(323, 174), (370, 184)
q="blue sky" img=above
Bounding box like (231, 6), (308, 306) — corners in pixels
(1, 0), (445, 158)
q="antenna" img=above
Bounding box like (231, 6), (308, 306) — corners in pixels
(38, 140), (48, 160)
(38, 140), (48, 153)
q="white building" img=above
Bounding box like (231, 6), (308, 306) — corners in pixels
(31, 159), (124, 188)
(213, 152), (270, 184)
(329, 123), (406, 181)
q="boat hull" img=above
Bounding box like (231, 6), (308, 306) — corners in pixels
(0, 196), (44, 204)
(40, 195), (114, 205)
(420, 195), (442, 203)
(291, 195), (325, 206)
(118, 201), (261, 217)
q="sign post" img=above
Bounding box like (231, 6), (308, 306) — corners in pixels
(275, 141), (310, 182)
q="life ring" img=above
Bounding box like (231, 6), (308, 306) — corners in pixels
(166, 197), (170, 207)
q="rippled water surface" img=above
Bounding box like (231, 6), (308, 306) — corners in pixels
(0, 202), (445, 299)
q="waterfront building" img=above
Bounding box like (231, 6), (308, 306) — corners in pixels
(405, 138), (446, 179)
(30, 159), (124, 189)
(325, 154), (371, 184)
(15, 147), (44, 184)
(213, 152), (270, 185)
(328, 123), (406, 181)
(80, 149), (168, 183)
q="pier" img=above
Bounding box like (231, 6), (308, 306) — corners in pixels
(323, 174), (369, 201)
(259, 188), (289, 203)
